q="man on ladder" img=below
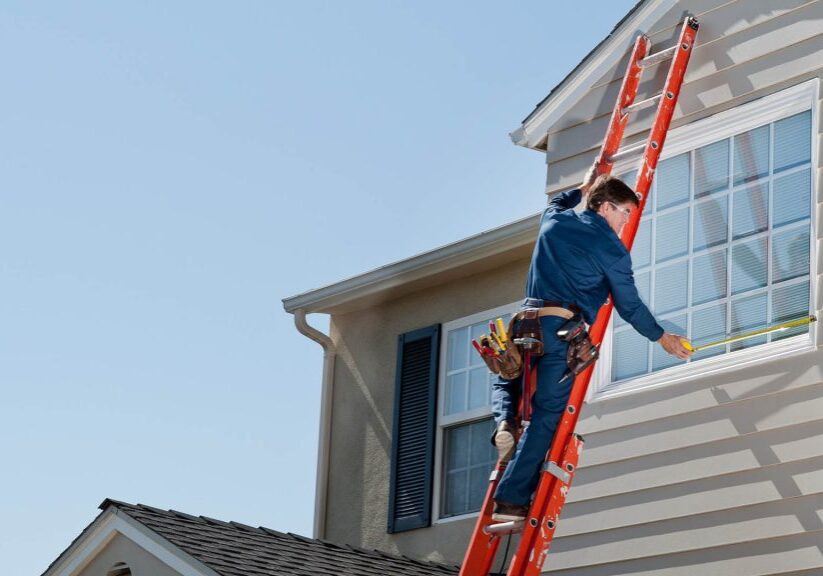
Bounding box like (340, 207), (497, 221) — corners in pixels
(490, 170), (693, 522)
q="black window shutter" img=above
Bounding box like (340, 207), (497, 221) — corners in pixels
(387, 324), (440, 533)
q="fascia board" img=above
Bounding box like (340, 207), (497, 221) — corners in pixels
(511, 0), (676, 150)
(45, 509), (218, 576)
(282, 212), (540, 315)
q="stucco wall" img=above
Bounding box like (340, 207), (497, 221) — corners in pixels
(323, 257), (529, 563)
(77, 533), (181, 576)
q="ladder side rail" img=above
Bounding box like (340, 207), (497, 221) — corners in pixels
(628, 15), (699, 249)
(596, 35), (650, 175)
(506, 15), (699, 576)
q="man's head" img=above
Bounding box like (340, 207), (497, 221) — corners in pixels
(586, 174), (640, 235)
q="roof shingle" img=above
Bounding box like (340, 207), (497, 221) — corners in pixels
(99, 499), (460, 576)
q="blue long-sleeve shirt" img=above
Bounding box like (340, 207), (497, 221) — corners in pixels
(525, 188), (664, 342)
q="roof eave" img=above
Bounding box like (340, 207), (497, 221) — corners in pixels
(282, 212), (541, 315)
(510, 0), (677, 151)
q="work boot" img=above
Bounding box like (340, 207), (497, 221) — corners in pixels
(493, 420), (516, 463)
(492, 500), (530, 522)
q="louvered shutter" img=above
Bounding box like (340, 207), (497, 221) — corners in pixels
(387, 324), (440, 533)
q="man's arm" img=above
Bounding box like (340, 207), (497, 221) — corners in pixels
(605, 254), (663, 341)
(605, 254), (691, 359)
(547, 188), (583, 213)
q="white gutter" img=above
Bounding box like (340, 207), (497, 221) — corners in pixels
(293, 309), (335, 540)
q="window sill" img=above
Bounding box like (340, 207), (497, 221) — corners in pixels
(591, 333), (814, 402)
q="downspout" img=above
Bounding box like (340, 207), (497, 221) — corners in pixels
(293, 309), (335, 540)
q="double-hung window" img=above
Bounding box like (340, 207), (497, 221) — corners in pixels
(598, 81), (817, 396)
(434, 303), (516, 520)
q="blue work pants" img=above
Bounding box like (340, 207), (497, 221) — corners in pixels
(492, 315), (571, 506)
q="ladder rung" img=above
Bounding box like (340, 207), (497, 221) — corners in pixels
(609, 141), (646, 163)
(622, 93), (662, 115)
(639, 45), (677, 68)
(483, 520), (524, 535)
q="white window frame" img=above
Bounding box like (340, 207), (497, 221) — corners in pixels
(432, 300), (519, 524)
(591, 79), (819, 401)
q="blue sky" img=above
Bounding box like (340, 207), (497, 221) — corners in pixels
(0, 2), (638, 573)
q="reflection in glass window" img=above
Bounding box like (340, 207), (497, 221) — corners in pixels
(610, 110), (812, 385)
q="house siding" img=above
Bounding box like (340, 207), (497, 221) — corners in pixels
(546, 0), (823, 193)
(538, 0), (823, 573)
(321, 0), (823, 572)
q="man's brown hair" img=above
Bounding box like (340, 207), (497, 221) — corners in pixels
(585, 174), (640, 212)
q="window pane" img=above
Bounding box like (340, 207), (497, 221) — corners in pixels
(653, 314), (687, 370)
(446, 425), (470, 470)
(694, 195), (728, 250)
(632, 219), (652, 269)
(442, 419), (496, 518)
(774, 111), (811, 173)
(443, 470), (468, 516)
(655, 261), (688, 314)
(732, 183), (768, 239)
(695, 139), (729, 197)
(445, 372), (467, 415)
(733, 125), (769, 185)
(772, 281), (811, 340)
(616, 271), (650, 327)
(447, 327), (469, 372)
(692, 249), (727, 305)
(730, 292), (768, 350)
(657, 153), (690, 209)
(772, 227), (809, 283)
(731, 238), (767, 295)
(468, 367), (490, 410)
(773, 168), (811, 228)
(691, 303), (727, 360)
(613, 328), (649, 380)
(655, 208), (689, 262)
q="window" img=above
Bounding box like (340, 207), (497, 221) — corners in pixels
(598, 81), (816, 396)
(434, 303), (516, 520)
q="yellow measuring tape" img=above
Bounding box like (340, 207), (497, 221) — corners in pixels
(681, 315), (817, 352)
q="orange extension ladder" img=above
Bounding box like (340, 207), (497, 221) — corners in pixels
(460, 15), (699, 576)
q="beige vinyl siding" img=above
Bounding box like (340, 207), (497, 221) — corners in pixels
(541, 351), (823, 573)
(537, 1), (823, 573)
(546, 0), (823, 192)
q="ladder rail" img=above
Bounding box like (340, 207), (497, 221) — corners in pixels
(458, 14), (699, 576)
(506, 16), (699, 576)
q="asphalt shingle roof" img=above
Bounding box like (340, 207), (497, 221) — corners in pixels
(99, 499), (460, 576)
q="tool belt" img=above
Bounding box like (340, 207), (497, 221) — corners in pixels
(482, 305), (576, 380)
(479, 313), (523, 380)
(556, 314), (599, 382)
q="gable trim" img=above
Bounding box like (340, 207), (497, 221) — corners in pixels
(511, 0), (678, 150)
(44, 509), (218, 576)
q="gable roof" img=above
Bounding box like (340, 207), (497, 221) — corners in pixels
(45, 499), (460, 576)
(510, 0), (678, 150)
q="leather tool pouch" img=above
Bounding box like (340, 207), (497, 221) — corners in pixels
(511, 308), (544, 357)
(556, 315), (599, 379)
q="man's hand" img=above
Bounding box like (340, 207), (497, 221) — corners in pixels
(658, 332), (692, 360)
(581, 160), (600, 194)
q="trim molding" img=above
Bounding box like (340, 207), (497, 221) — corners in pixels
(511, 0), (677, 150)
(282, 212), (539, 314)
(45, 509), (218, 576)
